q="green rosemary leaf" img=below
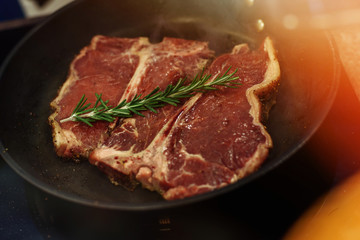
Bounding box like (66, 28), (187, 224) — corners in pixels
(113, 99), (127, 109)
(145, 87), (161, 99)
(76, 116), (94, 127)
(145, 104), (158, 113)
(78, 103), (92, 113)
(160, 98), (178, 106)
(96, 114), (115, 122)
(72, 94), (86, 114)
(111, 108), (130, 114)
(129, 108), (145, 117)
(94, 93), (102, 107)
(201, 86), (218, 90)
(173, 94), (194, 99)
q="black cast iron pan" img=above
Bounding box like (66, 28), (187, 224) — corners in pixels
(0, 0), (340, 210)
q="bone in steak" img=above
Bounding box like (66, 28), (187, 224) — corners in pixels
(49, 36), (214, 159)
(89, 37), (280, 200)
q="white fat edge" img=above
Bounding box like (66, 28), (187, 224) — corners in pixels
(246, 37), (280, 149)
(187, 181), (231, 190)
(163, 181), (230, 199)
(62, 129), (82, 146)
(157, 38), (210, 56)
(117, 38), (152, 102)
(196, 58), (211, 70)
(235, 142), (269, 179)
(116, 37), (151, 64)
(136, 167), (157, 190)
(160, 45), (209, 57)
(51, 118), (108, 156)
(52, 123), (82, 151)
(239, 37), (280, 178)
(231, 43), (249, 54)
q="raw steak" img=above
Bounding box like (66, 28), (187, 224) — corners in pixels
(49, 36), (214, 159)
(89, 37), (280, 200)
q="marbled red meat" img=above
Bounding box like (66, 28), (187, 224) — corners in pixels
(89, 37), (280, 200)
(49, 36), (214, 159)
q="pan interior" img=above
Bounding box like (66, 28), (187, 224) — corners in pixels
(0, 0), (339, 210)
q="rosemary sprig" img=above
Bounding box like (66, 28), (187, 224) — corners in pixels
(60, 67), (240, 126)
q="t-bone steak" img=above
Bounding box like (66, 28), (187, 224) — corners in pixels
(49, 36), (214, 159)
(88, 37), (280, 200)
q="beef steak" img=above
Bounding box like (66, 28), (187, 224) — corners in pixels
(89, 37), (280, 200)
(49, 36), (214, 159)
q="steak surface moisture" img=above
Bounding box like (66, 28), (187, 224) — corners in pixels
(49, 36), (214, 159)
(50, 36), (280, 200)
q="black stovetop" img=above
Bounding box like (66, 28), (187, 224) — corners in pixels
(1, 18), (359, 240)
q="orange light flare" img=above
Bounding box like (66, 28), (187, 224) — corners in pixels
(307, 59), (360, 182)
(284, 170), (360, 239)
(257, 0), (360, 179)
(306, 6), (360, 182)
(284, 22), (360, 240)
(258, 0), (360, 30)
(266, 0), (360, 238)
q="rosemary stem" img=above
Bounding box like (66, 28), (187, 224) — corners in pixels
(59, 116), (75, 124)
(59, 67), (240, 126)
(60, 111), (96, 123)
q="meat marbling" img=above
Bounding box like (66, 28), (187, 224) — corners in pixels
(49, 36), (214, 159)
(88, 37), (280, 200)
